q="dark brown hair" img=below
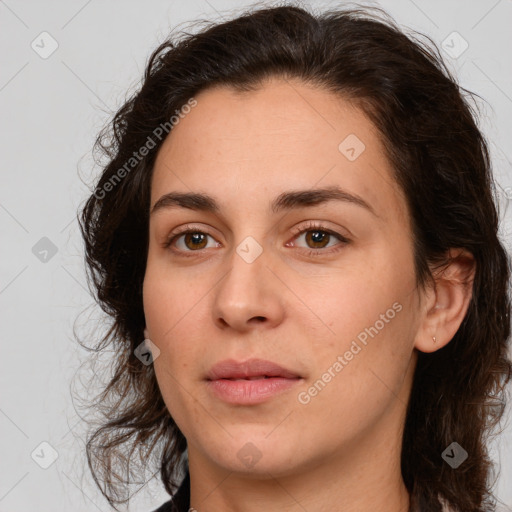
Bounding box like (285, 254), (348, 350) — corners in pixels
(78, 4), (512, 511)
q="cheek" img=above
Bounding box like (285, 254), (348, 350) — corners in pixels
(143, 270), (189, 389)
(142, 264), (211, 401)
(303, 258), (416, 406)
(294, 304), (415, 448)
(313, 265), (400, 348)
(142, 258), (207, 338)
(143, 283), (199, 433)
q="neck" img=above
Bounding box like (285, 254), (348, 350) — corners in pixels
(187, 407), (411, 512)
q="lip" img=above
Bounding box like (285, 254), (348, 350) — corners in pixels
(206, 358), (301, 380)
(205, 358), (303, 405)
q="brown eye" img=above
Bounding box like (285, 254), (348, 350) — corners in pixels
(304, 230), (331, 249)
(292, 227), (347, 250)
(182, 232), (208, 250)
(287, 222), (350, 257)
(164, 229), (219, 253)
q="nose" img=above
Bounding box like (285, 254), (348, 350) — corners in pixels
(211, 243), (285, 332)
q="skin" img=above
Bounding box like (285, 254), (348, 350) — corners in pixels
(142, 77), (475, 512)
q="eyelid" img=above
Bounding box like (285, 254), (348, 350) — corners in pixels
(162, 223), (217, 249)
(288, 220), (350, 243)
(163, 221), (350, 255)
(286, 221), (350, 256)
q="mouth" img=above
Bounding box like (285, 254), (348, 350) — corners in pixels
(205, 358), (303, 405)
(224, 376), (272, 380)
(206, 358), (302, 381)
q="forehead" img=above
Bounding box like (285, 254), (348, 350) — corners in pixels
(151, 77), (408, 224)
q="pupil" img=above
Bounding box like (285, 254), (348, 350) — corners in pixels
(307, 230), (328, 248)
(312, 231), (323, 242)
(186, 233), (206, 249)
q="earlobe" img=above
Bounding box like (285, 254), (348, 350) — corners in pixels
(414, 249), (475, 354)
(144, 327), (150, 340)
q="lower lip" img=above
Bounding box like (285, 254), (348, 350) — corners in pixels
(206, 377), (301, 405)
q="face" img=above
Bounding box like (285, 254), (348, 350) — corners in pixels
(143, 78), (424, 478)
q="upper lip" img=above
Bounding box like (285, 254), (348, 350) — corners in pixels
(206, 358), (301, 380)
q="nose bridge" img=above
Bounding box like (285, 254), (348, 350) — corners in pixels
(220, 234), (268, 306)
(212, 232), (284, 329)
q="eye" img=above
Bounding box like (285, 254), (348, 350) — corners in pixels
(163, 225), (220, 255)
(163, 221), (350, 257)
(287, 221), (349, 256)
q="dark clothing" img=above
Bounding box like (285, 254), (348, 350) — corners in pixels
(152, 470), (434, 511)
(152, 471), (190, 512)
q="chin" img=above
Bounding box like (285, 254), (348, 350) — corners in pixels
(205, 433), (308, 478)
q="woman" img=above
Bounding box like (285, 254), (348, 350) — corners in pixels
(79, 4), (511, 512)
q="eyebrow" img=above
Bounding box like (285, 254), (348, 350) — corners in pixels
(150, 185), (378, 217)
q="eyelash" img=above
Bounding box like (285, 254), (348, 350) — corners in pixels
(163, 221), (350, 258)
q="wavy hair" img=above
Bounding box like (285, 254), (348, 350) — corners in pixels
(78, 4), (512, 511)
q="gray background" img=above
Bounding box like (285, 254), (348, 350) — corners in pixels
(1, 0), (511, 511)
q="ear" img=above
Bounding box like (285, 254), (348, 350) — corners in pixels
(414, 249), (475, 353)
(144, 327), (150, 340)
